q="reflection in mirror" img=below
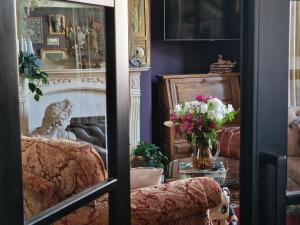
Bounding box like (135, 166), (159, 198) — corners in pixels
(288, 1), (300, 191)
(287, 2), (300, 224)
(17, 0), (109, 222)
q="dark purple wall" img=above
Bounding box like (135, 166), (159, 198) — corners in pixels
(140, 0), (241, 144)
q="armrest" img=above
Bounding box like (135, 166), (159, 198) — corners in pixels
(22, 137), (106, 199)
(131, 177), (222, 224)
(23, 172), (59, 219)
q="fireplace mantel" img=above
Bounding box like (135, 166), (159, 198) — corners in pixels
(19, 67), (150, 149)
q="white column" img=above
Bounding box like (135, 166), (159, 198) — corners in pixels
(129, 71), (142, 150)
(19, 77), (30, 135)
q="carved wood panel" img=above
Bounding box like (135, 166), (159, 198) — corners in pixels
(128, 0), (150, 66)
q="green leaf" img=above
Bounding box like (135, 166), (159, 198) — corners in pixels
(42, 77), (49, 85)
(34, 94), (40, 102)
(36, 88), (43, 96)
(28, 82), (36, 93)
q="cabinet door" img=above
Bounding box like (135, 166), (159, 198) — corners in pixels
(169, 74), (240, 114)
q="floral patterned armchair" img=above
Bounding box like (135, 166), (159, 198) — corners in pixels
(21, 136), (222, 225)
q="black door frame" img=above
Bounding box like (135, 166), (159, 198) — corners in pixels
(241, 0), (290, 224)
(0, 0), (131, 224)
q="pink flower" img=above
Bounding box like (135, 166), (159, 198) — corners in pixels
(196, 95), (215, 103)
(183, 113), (193, 122)
(209, 123), (217, 129)
(196, 95), (207, 103)
(181, 121), (193, 133)
(197, 118), (203, 129)
(170, 112), (177, 122)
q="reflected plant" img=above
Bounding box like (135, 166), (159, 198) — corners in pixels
(18, 51), (49, 101)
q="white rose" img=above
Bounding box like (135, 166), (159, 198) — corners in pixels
(227, 104), (234, 113)
(207, 110), (214, 120)
(200, 103), (208, 113)
(214, 111), (224, 121)
(208, 98), (225, 110)
(175, 104), (181, 112)
(207, 108), (224, 121)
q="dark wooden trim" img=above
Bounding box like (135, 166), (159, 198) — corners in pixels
(0, 0), (130, 224)
(260, 153), (287, 225)
(106, 1), (131, 225)
(25, 179), (117, 225)
(0, 0), (24, 224)
(241, 0), (289, 224)
(240, 0), (258, 223)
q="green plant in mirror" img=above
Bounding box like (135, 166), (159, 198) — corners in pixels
(18, 51), (49, 102)
(132, 142), (169, 168)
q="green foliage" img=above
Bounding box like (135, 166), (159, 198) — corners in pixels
(18, 51), (49, 102)
(132, 142), (169, 168)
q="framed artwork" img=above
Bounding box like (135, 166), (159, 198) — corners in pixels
(40, 48), (67, 61)
(49, 14), (65, 35)
(47, 37), (59, 46)
(22, 17), (43, 44)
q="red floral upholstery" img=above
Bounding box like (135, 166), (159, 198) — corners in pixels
(23, 171), (59, 219)
(22, 136), (222, 225)
(131, 177), (221, 225)
(216, 127), (240, 159)
(22, 136), (106, 198)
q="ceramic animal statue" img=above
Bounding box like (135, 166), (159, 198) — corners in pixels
(209, 187), (238, 225)
(31, 99), (76, 140)
(214, 54), (237, 65)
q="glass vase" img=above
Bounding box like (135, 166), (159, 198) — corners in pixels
(192, 144), (213, 170)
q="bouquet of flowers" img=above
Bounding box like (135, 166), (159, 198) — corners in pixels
(164, 95), (238, 169)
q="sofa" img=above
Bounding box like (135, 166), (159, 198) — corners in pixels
(67, 122), (107, 163)
(287, 107), (300, 191)
(22, 136), (222, 225)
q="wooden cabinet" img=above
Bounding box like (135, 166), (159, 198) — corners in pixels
(158, 73), (240, 160)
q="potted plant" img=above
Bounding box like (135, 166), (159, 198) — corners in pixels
(18, 51), (49, 101)
(131, 142), (168, 169)
(164, 95), (238, 170)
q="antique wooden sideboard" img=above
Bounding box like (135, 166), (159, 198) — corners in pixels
(158, 73), (240, 160)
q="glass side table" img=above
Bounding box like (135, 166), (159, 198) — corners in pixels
(167, 157), (240, 187)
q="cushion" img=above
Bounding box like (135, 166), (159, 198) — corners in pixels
(21, 136), (106, 199)
(130, 167), (163, 189)
(216, 127), (240, 159)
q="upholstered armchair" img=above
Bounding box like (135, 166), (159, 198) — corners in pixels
(22, 136), (222, 225)
(287, 107), (300, 191)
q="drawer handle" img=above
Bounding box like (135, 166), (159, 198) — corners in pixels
(200, 78), (206, 84)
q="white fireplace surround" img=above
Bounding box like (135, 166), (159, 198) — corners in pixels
(19, 67), (150, 149)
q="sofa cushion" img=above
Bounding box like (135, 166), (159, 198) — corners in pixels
(21, 136), (106, 199)
(67, 123), (107, 164)
(216, 127), (240, 159)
